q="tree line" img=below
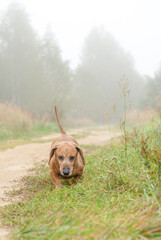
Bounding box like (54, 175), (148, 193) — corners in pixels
(0, 3), (158, 122)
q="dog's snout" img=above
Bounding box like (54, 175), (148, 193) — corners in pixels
(63, 166), (70, 175)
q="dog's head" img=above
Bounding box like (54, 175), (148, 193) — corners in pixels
(49, 142), (85, 176)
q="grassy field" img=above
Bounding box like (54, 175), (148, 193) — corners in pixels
(0, 121), (60, 150)
(0, 121), (161, 239)
(0, 119), (59, 141)
(0, 103), (61, 149)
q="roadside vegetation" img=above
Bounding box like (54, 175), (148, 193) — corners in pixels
(0, 118), (161, 239)
(0, 103), (60, 149)
(0, 103), (94, 150)
(0, 103), (59, 141)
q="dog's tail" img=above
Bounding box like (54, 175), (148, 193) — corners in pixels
(54, 106), (66, 134)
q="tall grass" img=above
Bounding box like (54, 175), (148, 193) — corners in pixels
(127, 108), (156, 127)
(119, 75), (131, 158)
(0, 103), (58, 141)
(0, 103), (33, 139)
(0, 103), (33, 130)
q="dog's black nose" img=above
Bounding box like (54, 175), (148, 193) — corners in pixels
(63, 167), (70, 175)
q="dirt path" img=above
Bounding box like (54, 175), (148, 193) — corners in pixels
(0, 128), (121, 239)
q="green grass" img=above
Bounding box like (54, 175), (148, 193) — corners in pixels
(71, 131), (90, 139)
(0, 138), (53, 150)
(0, 121), (59, 141)
(0, 123), (161, 239)
(0, 122), (59, 149)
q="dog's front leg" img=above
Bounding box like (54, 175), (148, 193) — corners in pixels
(75, 175), (82, 181)
(72, 175), (82, 185)
(50, 170), (61, 189)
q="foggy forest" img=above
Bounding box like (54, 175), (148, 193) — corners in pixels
(0, 3), (160, 122)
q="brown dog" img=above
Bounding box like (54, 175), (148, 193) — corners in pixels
(49, 107), (85, 189)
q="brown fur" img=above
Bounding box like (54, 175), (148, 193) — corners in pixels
(49, 106), (85, 189)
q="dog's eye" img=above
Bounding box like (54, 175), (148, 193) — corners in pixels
(58, 156), (64, 161)
(69, 156), (74, 161)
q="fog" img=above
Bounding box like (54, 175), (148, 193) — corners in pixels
(0, 1), (160, 123)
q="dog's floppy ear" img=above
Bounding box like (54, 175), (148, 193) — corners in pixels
(48, 147), (57, 165)
(75, 146), (85, 165)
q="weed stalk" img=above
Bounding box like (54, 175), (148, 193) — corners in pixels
(119, 75), (131, 158)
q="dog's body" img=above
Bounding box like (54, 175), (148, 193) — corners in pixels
(49, 107), (85, 189)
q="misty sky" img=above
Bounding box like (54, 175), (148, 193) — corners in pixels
(0, 0), (161, 77)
